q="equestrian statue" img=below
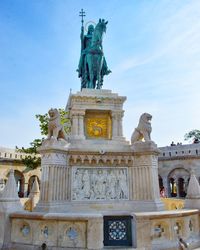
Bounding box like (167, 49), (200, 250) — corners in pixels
(77, 10), (111, 89)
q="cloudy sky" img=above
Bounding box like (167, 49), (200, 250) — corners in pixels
(1, 0), (200, 148)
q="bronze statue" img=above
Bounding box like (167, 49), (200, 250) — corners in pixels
(77, 10), (111, 89)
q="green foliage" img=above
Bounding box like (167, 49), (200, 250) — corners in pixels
(184, 129), (200, 142)
(35, 113), (49, 136)
(22, 154), (41, 169)
(17, 108), (70, 169)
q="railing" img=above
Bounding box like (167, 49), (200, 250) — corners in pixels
(0, 147), (39, 161)
(159, 143), (200, 159)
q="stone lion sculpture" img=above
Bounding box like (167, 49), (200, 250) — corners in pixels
(47, 108), (68, 141)
(131, 113), (152, 144)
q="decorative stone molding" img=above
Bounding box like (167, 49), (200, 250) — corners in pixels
(41, 152), (68, 166)
(69, 153), (133, 166)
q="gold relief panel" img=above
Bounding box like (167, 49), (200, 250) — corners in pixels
(85, 110), (112, 139)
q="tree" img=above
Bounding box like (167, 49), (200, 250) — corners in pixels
(17, 108), (69, 169)
(184, 129), (200, 143)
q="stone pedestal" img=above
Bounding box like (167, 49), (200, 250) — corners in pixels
(66, 89), (128, 144)
(36, 90), (164, 213)
(5, 88), (200, 249)
(130, 141), (164, 211)
(35, 140), (70, 212)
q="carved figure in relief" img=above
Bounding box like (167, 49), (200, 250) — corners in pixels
(107, 171), (117, 199)
(82, 170), (90, 198)
(73, 170), (82, 200)
(131, 113), (152, 144)
(47, 108), (68, 141)
(117, 170), (128, 199)
(94, 170), (107, 199)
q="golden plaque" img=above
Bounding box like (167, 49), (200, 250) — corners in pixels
(85, 111), (112, 139)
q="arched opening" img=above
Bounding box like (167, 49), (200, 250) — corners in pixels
(178, 178), (186, 198)
(168, 167), (190, 198)
(27, 175), (40, 196)
(169, 178), (177, 197)
(14, 170), (25, 198)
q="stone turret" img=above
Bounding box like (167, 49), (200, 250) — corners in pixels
(29, 176), (40, 196)
(25, 177), (40, 211)
(0, 169), (22, 249)
(0, 169), (22, 211)
(185, 170), (200, 209)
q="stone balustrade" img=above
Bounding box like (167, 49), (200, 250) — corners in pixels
(159, 143), (200, 159)
(0, 147), (40, 161)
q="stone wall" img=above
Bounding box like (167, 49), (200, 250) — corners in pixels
(10, 213), (103, 250)
(9, 209), (200, 250)
(158, 143), (200, 198)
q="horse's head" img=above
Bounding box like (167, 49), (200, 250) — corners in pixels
(91, 19), (108, 47)
(96, 19), (108, 34)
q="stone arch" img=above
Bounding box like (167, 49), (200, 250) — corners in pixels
(168, 167), (190, 198)
(14, 170), (25, 197)
(27, 175), (40, 196)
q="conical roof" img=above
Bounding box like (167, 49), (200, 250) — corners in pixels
(29, 176), (40, 197)
(0, 169), (19, 201)
(186, 170), (200, 199)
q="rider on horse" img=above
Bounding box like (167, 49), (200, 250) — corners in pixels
(77, 19), (111, 89)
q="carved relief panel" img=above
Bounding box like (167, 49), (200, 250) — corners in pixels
(72, 167), (129, 201)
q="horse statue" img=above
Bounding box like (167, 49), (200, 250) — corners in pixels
(77, 19), (111, 89)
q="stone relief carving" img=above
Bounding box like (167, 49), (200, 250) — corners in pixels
(66, 227), (78, 240)
(72, 167), (128, 201)
(41, 225), (49, 238)
(20, 224), (30, 237)
(131, 113), (152, 144)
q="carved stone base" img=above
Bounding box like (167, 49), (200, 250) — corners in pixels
(131, 140), (159, 153)
(35, 199), (164, 213)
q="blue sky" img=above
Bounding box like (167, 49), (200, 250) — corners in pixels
(1, 0), (200, 148)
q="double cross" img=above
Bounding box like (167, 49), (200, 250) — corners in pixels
(79, 9), (86, 27)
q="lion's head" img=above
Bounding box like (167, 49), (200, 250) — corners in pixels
(140, 113), (152, 123)
(138, 113), (152, 132)
(48, 108), (59, 120)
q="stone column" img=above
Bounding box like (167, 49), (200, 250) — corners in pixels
(35, 144), (69, 212)
(118, 111), (124, 137)
(78, 111), (85, 139)
(112, 111), (124, 140)
(71, 111), (85, 139)
(71, 114), (79, 137)
(112, 112), (118, 139)
(24, 182), (29, 197)
(130, 141), (164, 211)
(162, 176), (169, 197)
(174, 178), (179, 198)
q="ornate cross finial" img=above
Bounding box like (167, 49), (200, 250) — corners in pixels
(79, 9), (86, 27)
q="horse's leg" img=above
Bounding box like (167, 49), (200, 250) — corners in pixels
(97, 56), (103, 89)
(87, 54), (94, 89)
